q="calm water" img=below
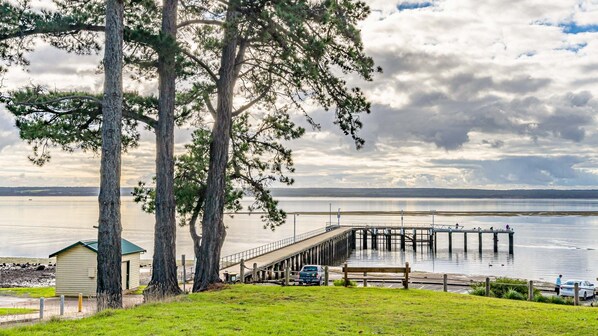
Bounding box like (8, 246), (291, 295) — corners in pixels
(1, 196), (597, 282)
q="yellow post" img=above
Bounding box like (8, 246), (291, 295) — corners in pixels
(78, 293), (83, 312)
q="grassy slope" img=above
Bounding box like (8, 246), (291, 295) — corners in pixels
(0, 309), (37, 317)
(0, 288), (55, 298)
(2, 286), (598, 335)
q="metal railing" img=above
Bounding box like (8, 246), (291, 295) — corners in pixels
(219, 225), (339, 269)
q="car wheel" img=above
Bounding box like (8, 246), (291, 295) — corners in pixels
(298, 281), (303, 286)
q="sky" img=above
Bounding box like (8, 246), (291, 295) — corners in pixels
(0, 0), (598, 189)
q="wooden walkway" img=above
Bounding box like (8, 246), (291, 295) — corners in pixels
(220, 227), (353, 279)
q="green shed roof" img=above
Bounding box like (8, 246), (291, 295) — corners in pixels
(49, 238), (146, 258)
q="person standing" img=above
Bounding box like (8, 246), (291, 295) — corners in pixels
(555, 275), (563, 295)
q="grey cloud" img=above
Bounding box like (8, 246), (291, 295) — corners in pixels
(368, 49), (461, 77)
(433, 156), (598, 186)
(0, 108), (19, 151)
(358, 89), (595, 150)
(482, 139), (504, 148)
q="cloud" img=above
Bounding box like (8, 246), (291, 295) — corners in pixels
(433, 156), (598, 186)
(0, 107), (19, 152)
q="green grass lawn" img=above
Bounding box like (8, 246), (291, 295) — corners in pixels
(0, 308), (37, 317)
(0, 287), (55, 298)
(2, 285), (598, 335)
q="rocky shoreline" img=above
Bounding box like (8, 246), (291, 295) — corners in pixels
(0, 262), (55, 288)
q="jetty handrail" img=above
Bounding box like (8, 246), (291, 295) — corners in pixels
(219, 225), (339, 269)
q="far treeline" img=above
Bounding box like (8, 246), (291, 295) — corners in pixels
(3, 187), (598, 199)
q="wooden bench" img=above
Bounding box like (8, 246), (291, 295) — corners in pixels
(342, 263), (411, 289)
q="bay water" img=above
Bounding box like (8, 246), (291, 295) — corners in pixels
(1, 196), (597, 283)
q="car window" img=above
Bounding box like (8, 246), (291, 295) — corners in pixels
(564, 281), (576, 285)
(303, 266), (318, 272)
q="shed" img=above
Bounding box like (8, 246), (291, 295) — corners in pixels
(49, 238), (146, 297)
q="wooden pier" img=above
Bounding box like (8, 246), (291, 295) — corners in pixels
(220, 225), (514, 282)
(220, 227), (353, 281)
(350, 225), (514, 254)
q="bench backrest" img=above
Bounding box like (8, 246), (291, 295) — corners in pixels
(342, 266), (410, 273)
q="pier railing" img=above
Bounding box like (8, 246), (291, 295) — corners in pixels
(219, 225), (339, 269)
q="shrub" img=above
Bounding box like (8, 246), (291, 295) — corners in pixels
(333, 279), (357, 287)
(503, 289), (525, 300)
(470, 287), (486, 296)
(533, 294), (550, 303)
(468, 287), (496, 297)
(547, 295), (574, 305)
(470, 278), (539, 299)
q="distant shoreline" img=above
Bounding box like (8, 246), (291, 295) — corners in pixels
(4, 187), (598, 199)
(233, 210), (598, 217)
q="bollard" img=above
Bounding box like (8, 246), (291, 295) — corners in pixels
(285, 264), (290, 286)
(574, 282), (579, 306)
(252, 263), (258, 283)
(78, 293), (83, 313)
(485, 278), (490, 297)
(528, 281), (534, 301)
(324, 266), (329, 286)
(60, 295), (65, 316)
(39, 297), (44, 320)
(443, 274), (448, 292)
(363, 272), (368, 287)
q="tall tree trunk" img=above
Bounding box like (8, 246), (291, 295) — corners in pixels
(96, 0), (124, 311)
(194, 3), (239, 292)
(144, 0), (182, 300)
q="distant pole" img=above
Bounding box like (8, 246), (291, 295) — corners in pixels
(78, 293), (83, 313)
(329, 203), (332, 226)
(401, 209), (404, 229)
(293, 214), (299, 243)
(337, 208), (341, 226)
(60, 295), (65, 315)
(431, 210), (436, 228)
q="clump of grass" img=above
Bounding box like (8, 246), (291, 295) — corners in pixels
(129, 285), (147, 295)
(333, 279), (356, 287)
(503, 289), (525, 300)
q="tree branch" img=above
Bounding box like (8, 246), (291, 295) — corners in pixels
(0, 24), (105, 42)
(232, 86), (270, 117)
(177, 19), (224, 29)
(181, 49), (218, 83)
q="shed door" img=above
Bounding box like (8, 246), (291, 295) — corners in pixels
(121, 261), (130, 290)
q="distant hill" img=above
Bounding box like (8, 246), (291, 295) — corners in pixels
(3, 187), (598, 199)
(0, 187), (134, 196)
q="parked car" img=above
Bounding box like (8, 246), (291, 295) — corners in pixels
(560, 280), (595, 300)
(298, 265), (324, 285)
